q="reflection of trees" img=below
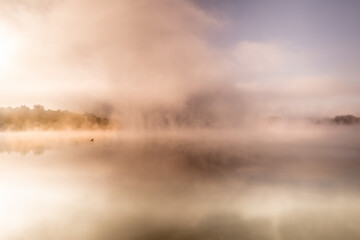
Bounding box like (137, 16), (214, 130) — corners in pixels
(0, 105), (112, 131)
(0, 132), (108, 155)
(0, 140), (47, 155)
(280, 208), (360, 240)
(130, 213), (273, 240)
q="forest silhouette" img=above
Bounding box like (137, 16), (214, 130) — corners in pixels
(0, 105), (112, 131)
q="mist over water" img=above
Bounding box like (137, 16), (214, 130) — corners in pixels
(1, 0), (360, 239)
(0, 125), (360, 240)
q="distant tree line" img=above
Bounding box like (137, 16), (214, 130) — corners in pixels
(332, 115), (359, 125)
(309, 115), (360, 125)
(0, 105), (113, 131)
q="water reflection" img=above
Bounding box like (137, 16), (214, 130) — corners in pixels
(1, 128), (360, 239)
(0, 131), (114, 155)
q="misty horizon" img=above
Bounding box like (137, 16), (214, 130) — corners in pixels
(1, 104), (360, 131)
(1, 0), (360, 124)
(1, 0), (360, 239)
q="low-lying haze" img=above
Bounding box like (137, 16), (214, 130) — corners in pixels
(0, 0), (359, 128)
(1, 2), (360, 239)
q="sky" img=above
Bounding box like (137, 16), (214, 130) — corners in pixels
(0, 0), (360, 126)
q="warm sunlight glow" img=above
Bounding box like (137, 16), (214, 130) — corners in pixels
(0, 25), (19, 73)
(0, 179), (71, 237)
(1, 1), (360, 239)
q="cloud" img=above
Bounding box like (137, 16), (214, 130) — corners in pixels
(2, 0), (359, 126)
(0, 0), (249, 128)
(234, 41), (290, 74)
(233, 40), (360, 118)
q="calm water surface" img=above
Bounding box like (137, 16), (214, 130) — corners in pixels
(1, 128), (360, 240)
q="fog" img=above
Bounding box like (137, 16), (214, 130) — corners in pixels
(0, 0), (244, 128)
(1, 0), (349, 128)
(1, 125), (360, 239)
(1, 0), (359, 127)
(1, 0), (360, 239)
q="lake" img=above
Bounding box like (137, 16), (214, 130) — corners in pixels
(1, 126), (360, 240)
